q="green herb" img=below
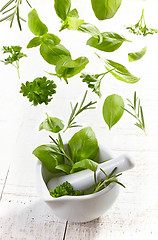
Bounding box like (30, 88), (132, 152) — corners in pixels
(39, 113), (64, 133)
(126, 9), (158, 36)
(49, 181), (83, 198)
(55, 164), (72, 174)
(91, 0), (122, 20)
(128, 46), (147, 62)
(20, 76), (56, 106)
(102, 94), (124, 130)
(0, 0), (31, 30)
(1, 46), (27, 79)
(68, 127), (99, 163)
(70, 159), (98, 173)
(87, 32), (131, 52)
(54, 0), (71, 21)
(103, 58), (140, 84)
(93, 167), (125, 193)
(64, 91), (97, 132)
(122, 91), (146, 134)
(33, 144), (64, 173)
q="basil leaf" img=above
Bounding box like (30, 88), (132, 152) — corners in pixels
(87, 32), (130, 52)
(104, 59), (140, 83)
(33, 144), (64, 173)
(68, 127), (99, 163)
(102, 94), (124, 130)
(40, 43), (71, 65)
(128, 46), (147, 62)
(55, 164), (72, 174)
(91, 0), (122, 20)
(39, 114), (64, 133)
(28, 9), (48, 36)
(41, 33), (61, 46)
(67, 8), (79, 18)
(78, 23), (101, 36)
(56, 56), (89, 81)
(66, 17), (84, 30)
(70, 159), (98, 173)
(54, 0), (71, 21)
(27, 37), (42, 48)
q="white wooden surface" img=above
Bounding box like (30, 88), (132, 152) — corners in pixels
(0, 0), (158, 239)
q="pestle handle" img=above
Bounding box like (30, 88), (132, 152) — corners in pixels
(47, 153), (135, 192)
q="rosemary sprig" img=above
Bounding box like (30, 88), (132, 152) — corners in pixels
(49, 133), (73, 166)
(93, 167), (125, 193)
(123, 91), (146, 135)
(0, 0), (31, 30)
(63, 90), (97, 132)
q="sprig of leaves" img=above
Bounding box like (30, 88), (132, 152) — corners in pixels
(63, 90), (97, 132)
(20, 76), (57, 106)
(122, 91), (146, 134)
(126, 9), (158, 36)
(1, 46), (27, 78)
(0, 0), (31, 30)
(93, 167), (125, 193)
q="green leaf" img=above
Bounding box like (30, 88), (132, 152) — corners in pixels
(27, 37), (42, 48)
(68, 127), (99, 163)
(67, 8), (79, 18)
(70, 159), (98, 173)
(28, 9), (48, 36)
(39, 114), (64, 133)
(78, 23), (101, 36)
(128, 46), (147, 62)
(104, 59), (140, 83)
(87, 32), (130, 52)
(41, 33), (61, 46)
(91, 0), (122, 20)
(65, 17), (84, 30)
(56, 56), (89, 81)
(33, 144), (64, 173)
(20, 76), (56, 106)
(102, 94), (124, 130)
(54, 0), (71, 21)
(40, 43), (71, 65)
(55, 164), (72, 174)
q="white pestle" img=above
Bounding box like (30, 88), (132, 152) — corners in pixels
(47, 153), (135, 191)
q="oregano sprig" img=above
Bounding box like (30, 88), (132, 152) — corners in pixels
(123, 91), (146, 135)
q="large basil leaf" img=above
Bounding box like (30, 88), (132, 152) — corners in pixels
(27, 37), (42, 48)
(91, 0), (122, 20)
(33, 144), (64, 173)
(54, 0), (71, 21)
(56, 56), (89, 81)
(41, 33), (61, 46)
(68, 127), (99, 163)
(87, 32), (130, 52)
(28, 9), (48, 36)
(70, 159), (98, 173)
(104, 59), (140, 83)
(128, 46), (147, 62)
(102, 94), (124, 130)
(40, 43), (71, 65)
(39, 114), (64, 133)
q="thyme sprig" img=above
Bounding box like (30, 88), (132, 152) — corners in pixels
(123, 91), (146, 135)
(0, 0), (31, 30)
(63, 90), (97, 132)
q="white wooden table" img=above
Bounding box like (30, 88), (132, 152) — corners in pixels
(0, 0), (158, 239)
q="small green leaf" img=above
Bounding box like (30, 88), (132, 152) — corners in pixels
(68, 127), (99, 163)
(79, 23), (101, 36)
(39, 114), (64, 133)
(55, 164), (72, 174)
(67, 8), (79, 18)
(41, 33), (61, 46)
(65, 17), (84, 30)
(104, 59), (140, 83)
(40, 43), (71, 65)
(87, 32), (130, 52)
(91, 0), (122, 20)
(27, 37), (42, 48)
(128, 46), (147, 62)
(54, 0), (71, 21)
(33, 144), (64, 173)
(102, 94), (124, 130)
(28, 9), (48, 36)
(70, 159), (98, 173)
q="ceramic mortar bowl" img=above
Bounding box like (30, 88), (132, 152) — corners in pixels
(36, 144), (120, 223)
